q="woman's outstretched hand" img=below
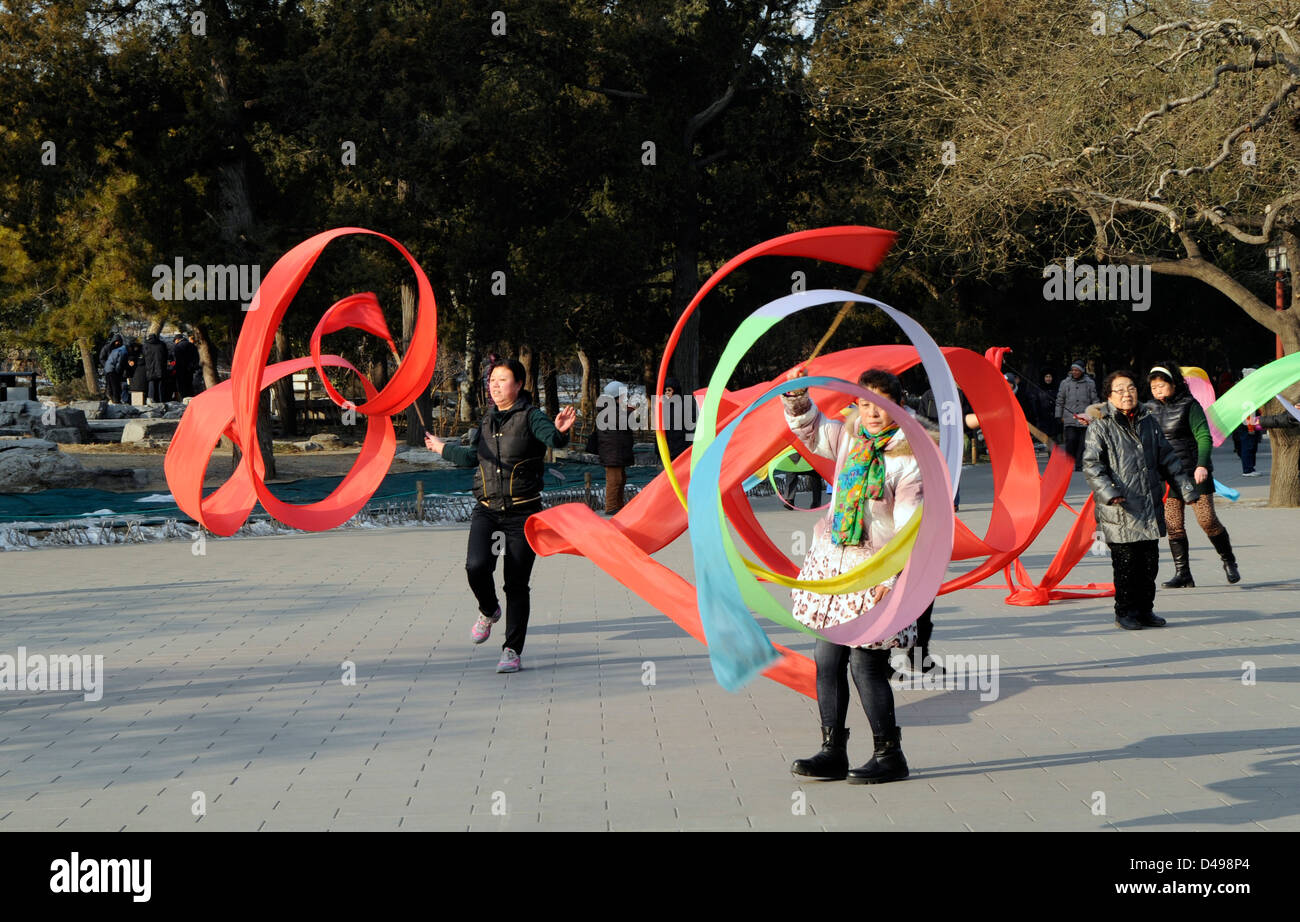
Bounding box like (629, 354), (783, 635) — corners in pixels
(555, 406), (576, 432)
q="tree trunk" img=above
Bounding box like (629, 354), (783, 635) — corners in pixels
(640, 347), (657, 403)
(459, 325), (479, 423)
(671, 213), (701, 395)
(542, 352), (560, 417)
(273, 329), (297, 436)
(192, 322), (220, 388)
(518, 343), (538, 398)
(147, 314), (165, 336)
(577, 347), (599, 422)
(1267, 421), (1299, 508)
(232, 388), (276, 480)
(77, 337), (99, 396)
(400, 279), (432, 445)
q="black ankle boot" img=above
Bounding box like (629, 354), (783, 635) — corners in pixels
(847, 727), (909, 784)
(791, 727), (849, 780)
(1208, 531), (1240, 583)
(1115, 611), (1143, 630)
(1162, 536), (1195, 588)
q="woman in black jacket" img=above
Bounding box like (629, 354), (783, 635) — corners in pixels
(143, 333), (169, 404)
(425, 358), (576, 674)
(1144, 362), (1240, 586)
(1084, 369), (1198, 630)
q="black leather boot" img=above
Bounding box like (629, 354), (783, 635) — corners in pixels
(1115, 611), (1143, 630)
(791, 727), (849, 780)
(1209, 531), (1240, 583)
(847, 727), (909, 784)
(1161, 536), (1195, 588)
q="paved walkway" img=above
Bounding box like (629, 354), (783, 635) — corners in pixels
(2, 440), (1297, 830)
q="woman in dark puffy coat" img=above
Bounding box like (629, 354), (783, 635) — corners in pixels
(1144, 362), (1240, 587)
(143, 332), (169, 404)
(1083, 370), (1198, 631)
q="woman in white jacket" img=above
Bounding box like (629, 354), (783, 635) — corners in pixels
(782, 367), (924, 784)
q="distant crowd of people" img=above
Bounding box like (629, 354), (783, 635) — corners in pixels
(99, 331), (202, 404)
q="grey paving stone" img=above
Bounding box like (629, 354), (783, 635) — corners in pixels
(1, 441), (1296, 830)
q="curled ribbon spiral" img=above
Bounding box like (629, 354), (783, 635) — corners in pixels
(164, 228), (438, 536)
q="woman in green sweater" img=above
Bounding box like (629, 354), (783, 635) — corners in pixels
(1144, 362), (1240, 587)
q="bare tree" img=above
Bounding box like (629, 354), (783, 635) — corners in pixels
(814, 0), (1300, 503)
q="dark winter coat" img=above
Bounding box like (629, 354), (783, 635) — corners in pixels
(143, 333), (169, 379)
(99, 339), (120, 367)
(662, 376), (690, 460)
(585, 420), (636, 467)
(1259, 410), (1300, 432)
(1083, 401), (1197, 544)
(171, 338), (198, 377)
(1144, 392), (1214, 497)
(1055, 374), (1099, 428)
(127, 345), (146, 389)
(104, 345), (127, 374)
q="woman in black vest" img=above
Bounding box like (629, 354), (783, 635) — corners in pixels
(1144, 362), (1240, 586)
(426, 358), (576, 673)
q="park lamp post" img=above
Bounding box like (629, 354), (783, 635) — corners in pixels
(1266, 243), (1289, 361)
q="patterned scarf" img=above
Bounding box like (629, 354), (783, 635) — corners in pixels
(832, 423), (899, 546)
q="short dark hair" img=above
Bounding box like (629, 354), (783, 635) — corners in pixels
(856, 368), (903, 405)
(1102, 369), (1138, 397)
(491, 357), (527, 386)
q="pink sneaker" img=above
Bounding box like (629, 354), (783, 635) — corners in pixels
(471, 607), (501, 644)
(496, 648), (521, 673)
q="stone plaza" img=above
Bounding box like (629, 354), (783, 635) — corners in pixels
(1, 439), (1297, 831)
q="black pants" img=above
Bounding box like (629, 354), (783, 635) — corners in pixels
(147, 377), (164, 404)
(1110, 540), (1159, 618)
(105, 372), (122, 402)
(1063, 425), (1086, 470)
(813, 641), (897, 736)
(465, 501), (540, 654)
(781, 472), (823, 508)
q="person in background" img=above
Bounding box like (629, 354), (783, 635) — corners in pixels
(425, 358), (576, 674)
(187, 333), (206, 394)
(102, 336), (126, 404)
(1083, 370), (1197, 631)
(125, 341), (146, 404)
(586, 380), (637, 515)
(98, 334), (120, 371)
(1038, 371), (1060, 440)
(1055, 360), (1099, 471)
(171, 333), (198, 399)
(1144, 362), (1239, 586)
(143, 332), (168, 404)
(1236, 369), (1266, 476)
(661, 376), (690, 461)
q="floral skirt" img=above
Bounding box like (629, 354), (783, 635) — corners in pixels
(789, 522), (917, 651)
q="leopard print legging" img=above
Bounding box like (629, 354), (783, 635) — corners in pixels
(1165, 494), (1224, 540)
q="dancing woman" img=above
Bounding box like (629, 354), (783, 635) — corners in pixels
(782, 367), (928, 785)
(1144, 362), (1240, 586)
